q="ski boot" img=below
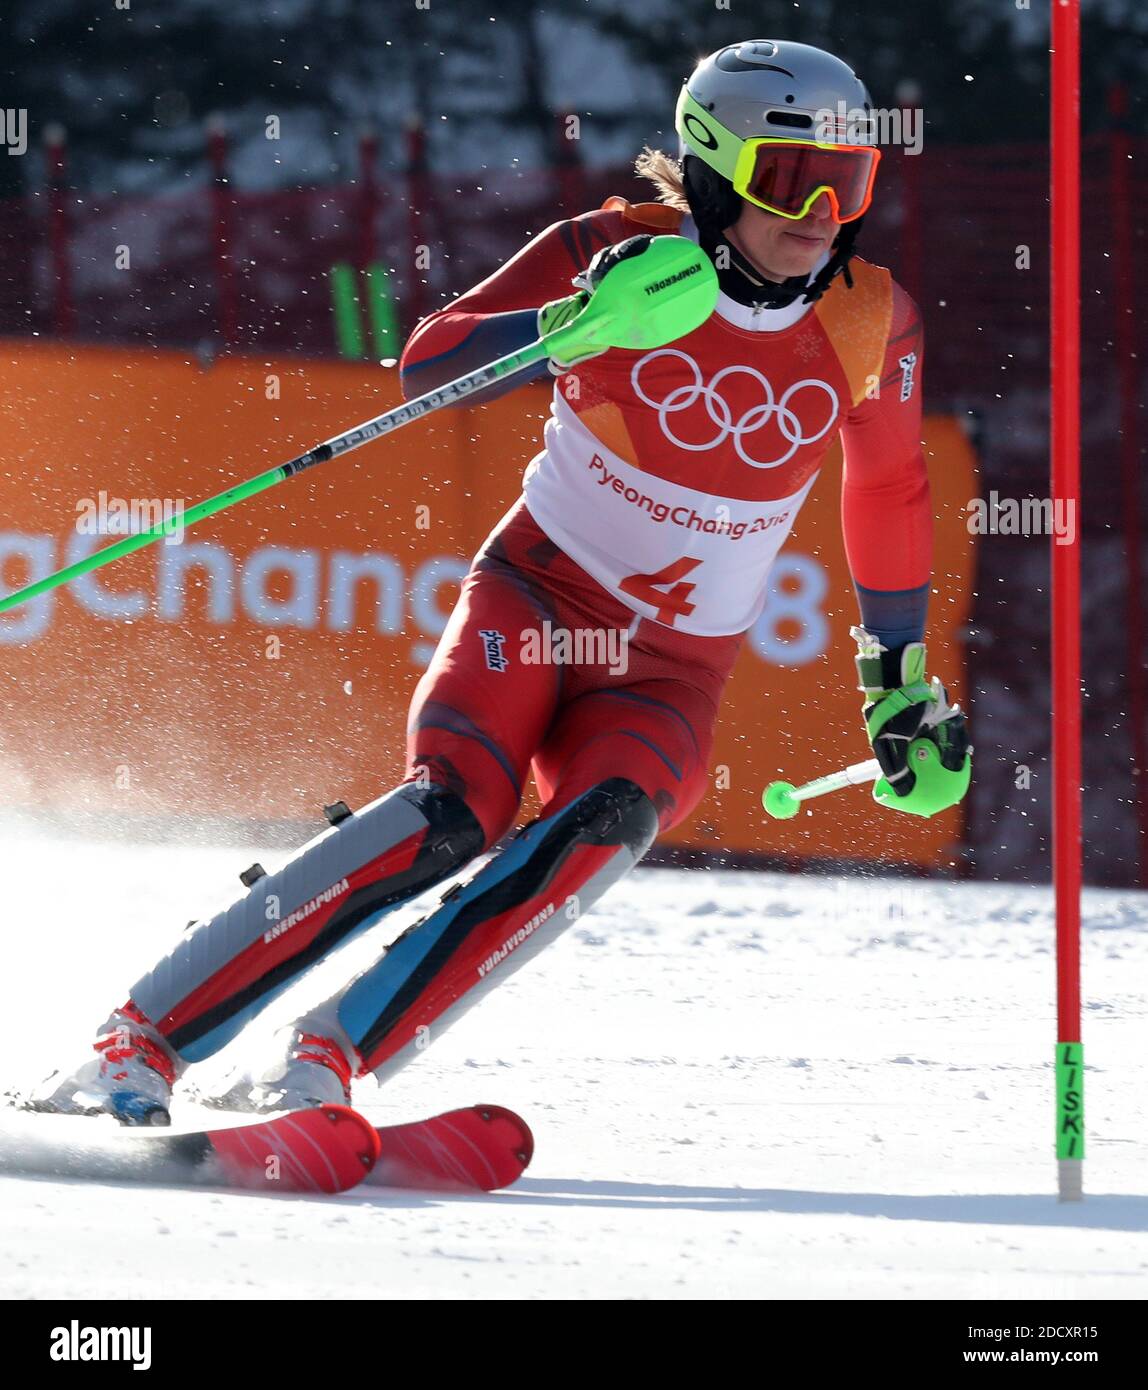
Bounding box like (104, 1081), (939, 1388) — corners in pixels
(27, 1001), (180, 1126)
(202, 1015), (360, 1114)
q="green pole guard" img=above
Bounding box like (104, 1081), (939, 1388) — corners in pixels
(871, 736), (972, 818)
(544, 236), (717, 362)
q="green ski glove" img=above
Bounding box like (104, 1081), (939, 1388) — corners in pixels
(537, 291), (591, 371)
(852, 625), (972, 818)
(537, 234), (658, 371)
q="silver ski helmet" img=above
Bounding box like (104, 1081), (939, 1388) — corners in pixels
(675, 39), (879, 302)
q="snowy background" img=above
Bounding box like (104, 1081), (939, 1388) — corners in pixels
(2, 824), (1145, 1299)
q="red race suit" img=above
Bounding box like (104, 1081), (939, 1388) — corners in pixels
(399, 197), (930, 844)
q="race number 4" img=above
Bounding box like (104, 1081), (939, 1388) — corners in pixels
(619, 558), (701, 626)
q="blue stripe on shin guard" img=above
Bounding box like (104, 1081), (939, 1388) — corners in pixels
(175, 901), (407, 1061)
(338, 779), (658, 1078)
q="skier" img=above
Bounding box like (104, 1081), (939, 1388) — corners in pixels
(32, 39), (969, 1124)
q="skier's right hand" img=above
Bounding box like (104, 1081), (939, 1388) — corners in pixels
(537, 291), (592, 372)
(573, 234), (656, 295)
(538, 235), (656, 371)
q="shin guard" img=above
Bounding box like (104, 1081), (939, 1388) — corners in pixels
(129, 785), (484, 1062)
(336, 778), (659, 1082)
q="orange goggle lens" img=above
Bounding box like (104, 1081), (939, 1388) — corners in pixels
(735, 140), (881, 223)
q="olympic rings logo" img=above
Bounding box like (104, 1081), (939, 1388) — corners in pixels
(630, 349), (839, 470)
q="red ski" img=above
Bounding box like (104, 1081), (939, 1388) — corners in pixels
(203, 1105), (379, 1192)
(367, 1104), (534, 1192)
(0, 1102), (532, 1195)
(0, 1103), (379, 1194)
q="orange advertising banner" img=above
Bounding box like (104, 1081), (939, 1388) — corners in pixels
(0, 342), (976, 866)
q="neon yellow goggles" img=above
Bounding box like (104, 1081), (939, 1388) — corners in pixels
(677, 88), (881, 223)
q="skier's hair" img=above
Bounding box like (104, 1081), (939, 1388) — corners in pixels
(633, 147), (690, 212)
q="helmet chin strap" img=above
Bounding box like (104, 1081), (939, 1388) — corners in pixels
(697, 223), (816, 309)
(697, 218), (861, 310)
(683, 152), (861, 310)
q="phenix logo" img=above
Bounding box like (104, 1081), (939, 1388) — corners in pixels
(898, 350), (918, 402)
(477, 902), (556, 978)
(50, 1321), (152, 1371)
(479, 628), (509, 672)
(264, 878), (350, 944)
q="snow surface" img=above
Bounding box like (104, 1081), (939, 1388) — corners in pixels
(2, 825), (1146, 1301)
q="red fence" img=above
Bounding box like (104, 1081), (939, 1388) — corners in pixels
(0, 132), (1145, 885)
(3, 136), (1142, 428)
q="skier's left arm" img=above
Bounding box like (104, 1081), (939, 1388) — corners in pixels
(839, 279), (930, 647)
(398, 211), (630, 407)
(839, 281), (971, 813)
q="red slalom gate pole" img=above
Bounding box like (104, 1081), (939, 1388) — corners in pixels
(1051, 0), (1083, 1201)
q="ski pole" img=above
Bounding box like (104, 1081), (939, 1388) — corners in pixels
(0, 235), (718, 618)
(762, 759), (881, 819)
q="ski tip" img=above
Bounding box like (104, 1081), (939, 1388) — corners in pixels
(367, 1103), (534, 1193)
(472, 1104), (535, 1171)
